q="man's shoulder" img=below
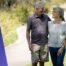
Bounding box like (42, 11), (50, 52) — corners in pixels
(43, 14), (51, 21)
(28, 14), (35, 19)
(43, 14), (49, 17)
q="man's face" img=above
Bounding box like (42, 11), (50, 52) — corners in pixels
(36, 7), (44, 16)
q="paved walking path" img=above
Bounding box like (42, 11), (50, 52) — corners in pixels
(5, 25), (31, 66)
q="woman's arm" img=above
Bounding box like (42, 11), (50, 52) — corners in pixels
(63, 22), (66, 47)
(64, 38), (66, 47)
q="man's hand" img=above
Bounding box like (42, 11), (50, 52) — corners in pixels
(28, 42), (33, 52)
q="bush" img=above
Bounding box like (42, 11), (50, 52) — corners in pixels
(0, 10), (20, 47)
(11, 5), (29, 24)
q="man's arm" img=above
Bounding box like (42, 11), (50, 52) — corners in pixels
(26, 31), (31, 46)
(47, 16), (51, 36)
(48, 16), (51, 21)
(26, 17), (32, 51)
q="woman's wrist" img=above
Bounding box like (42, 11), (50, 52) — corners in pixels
(61, 45), (65, 49)
(64, 38), (66, 46)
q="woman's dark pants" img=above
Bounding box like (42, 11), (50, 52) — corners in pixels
(49, 47), (65, 66)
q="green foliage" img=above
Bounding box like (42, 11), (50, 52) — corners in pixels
(11, 5), (29, 24)
(16, 6), (29, 23)
(0, 10), (20, 47)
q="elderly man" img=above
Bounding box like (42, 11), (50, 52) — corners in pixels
(26, 1), (51, 66)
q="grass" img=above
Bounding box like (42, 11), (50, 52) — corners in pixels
(27, 54), (66, 66)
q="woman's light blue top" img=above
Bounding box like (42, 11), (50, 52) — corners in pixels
(48, 21), (66, 48)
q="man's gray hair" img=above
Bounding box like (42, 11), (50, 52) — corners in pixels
(34, 1), (45, 9)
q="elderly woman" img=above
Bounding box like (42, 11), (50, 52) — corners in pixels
(48, 7), (66, 66)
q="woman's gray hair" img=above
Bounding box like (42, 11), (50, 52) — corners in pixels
(53, 7), (65, 21)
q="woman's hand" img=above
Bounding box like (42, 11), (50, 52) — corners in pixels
(57, 47), (63, 56)
(64, 39), (66, 46)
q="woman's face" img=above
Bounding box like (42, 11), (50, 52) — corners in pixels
(52, 10), (60, 19)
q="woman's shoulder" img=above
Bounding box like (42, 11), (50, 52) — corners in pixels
(48, 21), (54, 27)
(61, 21), (66, 29)
(48, 21), (66, 24)
(61, 21), (66, 27)
(48, 21), (54, 24)
(61, 21), (66, 24)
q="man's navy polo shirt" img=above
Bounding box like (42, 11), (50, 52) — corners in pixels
(27, 13), (51, 45)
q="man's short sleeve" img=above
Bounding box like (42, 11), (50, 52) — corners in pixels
(27, 17), (32, 32)
(48, 17), (51, 21)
